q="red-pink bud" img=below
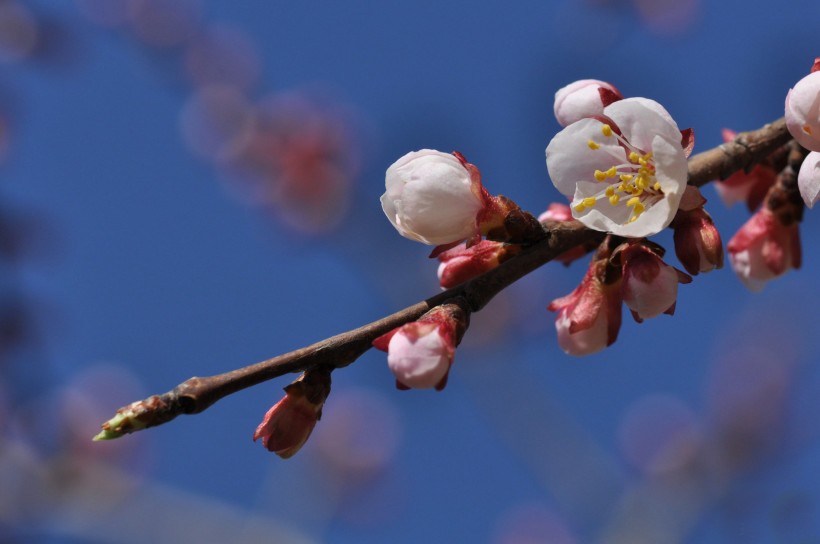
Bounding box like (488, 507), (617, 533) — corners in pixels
(619, 243), (691, 323)
(373, 302), (469, 390)
(548, 254), (622, 356)
(672, 207), (724, 275)
(436, 240), (519, 289)
(553, 79), (623, 127)
(253, 368), (331, 458)
(727, 207), (801, 292)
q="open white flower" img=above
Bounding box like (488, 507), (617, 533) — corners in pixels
(546, 98), (689, 238)
(381, 149), (485, 245)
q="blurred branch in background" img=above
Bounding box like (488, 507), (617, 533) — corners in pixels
(76, 0), (362, 236)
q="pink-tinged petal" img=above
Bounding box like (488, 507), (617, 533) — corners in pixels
(726, 209), (770, 252)
(785, 71), (820, 152)
(621, 243), (690, 322)
(550, 255), (623, 355)
(554, 79), (621, 127)
(382, 149), (485, 245)
(729, 249), (774, 292)
(379, 303), (468, 390)
(798, 151), (820, 208)
(387, 324), (452, 389)
(555, 309), (609, 356)
(727, 207), (800, 291)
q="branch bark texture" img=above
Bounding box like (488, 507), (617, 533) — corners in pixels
(94, 117), (791, 440)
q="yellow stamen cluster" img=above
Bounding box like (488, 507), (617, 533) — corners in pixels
(575, 123), (664, 223)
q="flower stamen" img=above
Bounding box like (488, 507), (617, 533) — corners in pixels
(578, 122), (667, 224)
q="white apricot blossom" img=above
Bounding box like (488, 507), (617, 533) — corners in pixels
(381, 149), (486, 245)
(546, 98), (689, 238)
(785, 70), (820, 152)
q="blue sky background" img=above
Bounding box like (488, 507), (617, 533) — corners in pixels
(4, 1), (820, 542)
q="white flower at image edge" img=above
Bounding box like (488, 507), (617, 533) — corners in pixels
(546, 98), (688, 238)
(798, 151), (820, 209)
(381, 149), (484, 245)
(785, 70), (820, 153)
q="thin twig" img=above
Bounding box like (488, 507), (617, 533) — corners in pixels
(94, 117), (791, 440)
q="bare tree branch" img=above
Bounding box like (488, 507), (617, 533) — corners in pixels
(94, 117), (791, 440)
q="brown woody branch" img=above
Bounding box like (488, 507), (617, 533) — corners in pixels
(94, 117), (791, 440)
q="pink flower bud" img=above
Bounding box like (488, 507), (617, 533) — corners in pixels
(673, 209), (724, 276)
(727, 207), (801, 292)
(786, 70), (820, 152)
(436, 240), (519, 289)
(253, 368), (331, 458)
(797, 151), (820, 208)
(714, 129), (777, 211)
(619, 242), (691, 323)
(672, 204), (724, 276)
(537, 202), (574, 223)
(373, 303), (469, 390)
(548, 254), (622, 356)
(381, 149), (488, 245)
(553, 79), (623, 127)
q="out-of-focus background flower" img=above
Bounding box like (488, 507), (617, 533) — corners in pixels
(2, 1), (820, 542)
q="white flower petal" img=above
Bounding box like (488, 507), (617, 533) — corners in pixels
(798, 151), (820, 209)
(547, 118), (626, 197)
(786, 72), (820, 152)
(605, 98), (681, 152)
